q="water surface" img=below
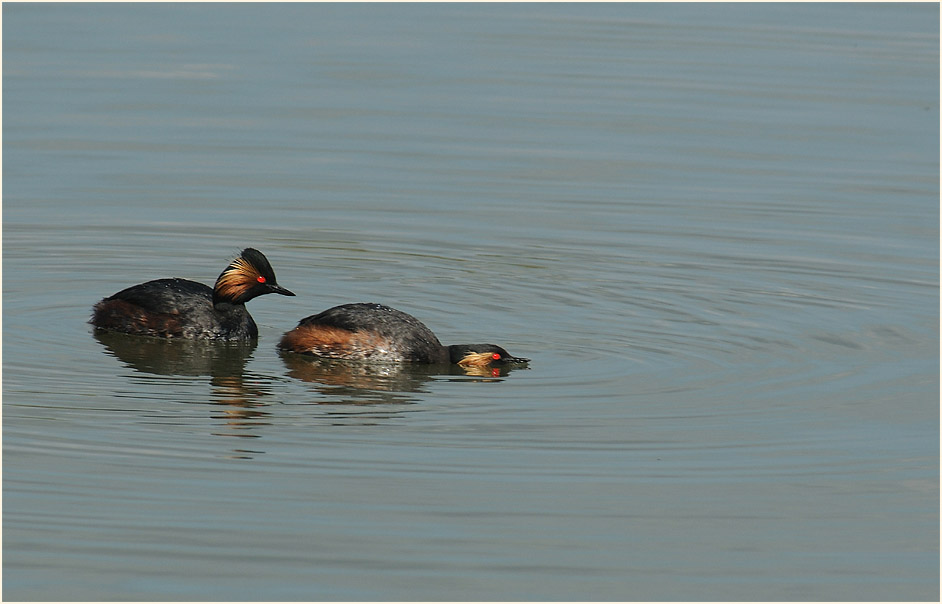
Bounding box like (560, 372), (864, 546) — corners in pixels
(3, 3), (939, 601)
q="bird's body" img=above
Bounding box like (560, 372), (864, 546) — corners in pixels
(279, 302), (528, 367)
(91, 248), (294, 341)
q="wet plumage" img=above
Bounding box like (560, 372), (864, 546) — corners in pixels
(91, 248), (294, 340)
(279, 302), (528, 367)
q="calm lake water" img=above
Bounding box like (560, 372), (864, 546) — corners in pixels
(3, 3), (939, 601)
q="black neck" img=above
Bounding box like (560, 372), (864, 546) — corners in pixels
(446, 344), (489, 364)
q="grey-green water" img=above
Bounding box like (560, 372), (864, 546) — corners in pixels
(3, 3), (938, 600)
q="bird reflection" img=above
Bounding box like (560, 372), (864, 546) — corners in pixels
(92, 330), (525, 456)
(93, 330), (271, 454)
(279, 350), (521, 399)
(93, 329), (257, 376)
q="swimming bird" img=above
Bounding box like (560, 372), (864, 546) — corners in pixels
(91, 248), (294, 340)
(279, 302), (528, 367)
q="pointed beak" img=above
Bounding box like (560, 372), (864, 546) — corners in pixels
(268, 284), (295, 297)
(504, 355), (530, 365)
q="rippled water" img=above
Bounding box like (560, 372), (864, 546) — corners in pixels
(3, 3), (939, 601)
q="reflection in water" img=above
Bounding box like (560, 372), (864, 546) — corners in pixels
(93, 329), (257, 377)
(278, 352), (529, 427)
(93, 330), (272, 454)
(207, 374), (272, 447)
(279, 351), (524, 401)
(92, 330), (528, 452)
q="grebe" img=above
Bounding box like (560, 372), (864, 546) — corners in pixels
(91, 248), (294, 340)
(278, 302), (529, 367)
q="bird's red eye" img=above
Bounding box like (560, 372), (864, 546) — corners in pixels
(257, 276), (267, 283)
(492, 353), (501, 360)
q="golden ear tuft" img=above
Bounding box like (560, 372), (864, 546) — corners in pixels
(457, 351), (497, 367)
(215, 257), (262, 300)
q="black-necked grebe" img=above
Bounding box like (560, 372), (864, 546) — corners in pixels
(278, 302), (529, 367)
(91, 248), (294, 340)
